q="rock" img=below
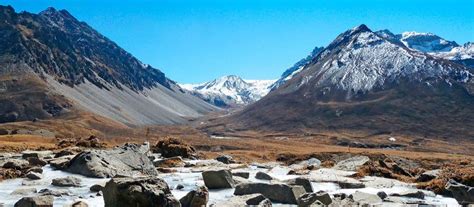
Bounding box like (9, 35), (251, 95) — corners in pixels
(90, 183), (105, 192)
(349, 191), (382, 205)
(153, 156), (185, 168)
(284, 178), (313, 193)
(216, 194), (272, 207)
(71, 201), (89, 207)
(333, 156), (370, 171)
(234, 183), (306, 204)
(103, 177), (180, 207)
(26, 171), (42, 180)
(14, 195), (53, 207)
(255, 171), (273, 180)
(179, 186), (209, 207)
(11, 188), (37, 195)
(27, 157), (47, 166)
(157, 167), (178, 173)
(65, 143), (158, 178)
(176, 184), (184, 190)
(49, 155), (74, 170)
(52, 176), (82, 187)
(445, 179), (474, 204)
(416, 169), (440, 182)
(389, 190), (425, 199)
(337, 179), (365, 189)
(233, 176), (250, 185)
(153, 138), (196, 158)
(27, 167), (43, 174)
(290, 158), (321, 170)
(21, 150), (53, 159)
(202, 169), (235, 189)
(377, 191), (388, 200)
(216, 154), (235, 164)
(297, 191), (332, 206)
(54, 148), (77, 158)
(232, 171), (250, 179)
(3, 159), (30, 170)
(392, 163), (413, 177)
(38, 188), (70, 196)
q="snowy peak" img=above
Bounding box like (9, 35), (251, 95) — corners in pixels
(180, 75), (275, 108)
(400, 31), (459, 53)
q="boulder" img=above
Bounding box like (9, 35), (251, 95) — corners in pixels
(179, 186), (209, 207)
(153, 138), (196, 158)
(234, 183), (306, 204)
(333, 156), (370, 171)
(27, 167), (43, 174)
(232, 171), (250, 179)
(11, 188), (37, 195)
(389, 190), (425, 199)
(54, 148), (78, 158)
(14, 196), (53, 207)
(27, 157), (47, 166)
(255, 172), (273, 180)
(216, 155), (235, 164)
(3, 159), (30, 170)
(349, 191), (382, 205)
(103, 177), (180, 207)
(290, 158), (321, 170)
(202, 169), (235, 189)
(377, 191), (388, 200)
(38, 188), (70, 197)
(26, 172), (42, 180)
(65, 143), (158, 178)
(215, 194), (272, 207)
(337, 179), (365, 189)
(153, 156), (185, 168)
(90, 183), (105, 192)
(52, 176), (82, 187)
(284, 178), (313, 193)
(416, 169), (440, 182)
(22, 150), (53, 159)
(445, 179), (474, 204)
(297, 191), (332, 206)
(49, 155), (74, 170)
(71, 201), (89, 207)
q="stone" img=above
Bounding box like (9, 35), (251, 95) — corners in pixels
(445, 179), (474, 205)
(389, 190), (425, 199)
(215, 194), (272, 207)
(21, 150), (53, 159)
(103, 177), (180, 207)
(90, 183), (105, 192)
(49, 155), (74, 170)
(179, 186), (209, 207)
(337, 179), (365, 189)
(234, 182), (306, 204)
(297, 191), (332, 206)
(416, 169), (440, 182)
(52, 176), (82, 187)
(11, 188), (37, 195)
(176, 184), (184, 190)
(255, 171), (273, 180)
(216, 154), (235, 164)
(27, 157), (47, 166)
(333, 156), (370, 171)
(349, 191), (382, 205)
(27, 167), (43, 174)
(153, 156), (185, 168)
(377, 191), (388, 200)
(284, 177), (313, 193)
(202, 169), (235, 189)
(157, 168), (178, 173)
(54, 148), (77, 158)
(65, 143), (157, 178)
(26, 171), (42, 180)
(14, 195), (53, 207)
(3, 159), (30, 170)
(153, 138), (196, 158)
(290, 158), (321, 170)
(71, 201), (89, 207)
(38, 188), (70, 197)
(232, 171), (250, 179)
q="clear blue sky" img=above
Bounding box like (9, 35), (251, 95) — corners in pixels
(3, 0), (474, 83)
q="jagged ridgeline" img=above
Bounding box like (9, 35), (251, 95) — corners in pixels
(0, 5), (216, 125)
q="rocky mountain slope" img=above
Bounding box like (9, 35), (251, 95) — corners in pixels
(180, 75), (275, 108)
(216, 24), (474, 139)
(0, 5), (216, 125)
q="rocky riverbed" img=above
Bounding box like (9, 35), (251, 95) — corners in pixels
(0, 138), (472, 206)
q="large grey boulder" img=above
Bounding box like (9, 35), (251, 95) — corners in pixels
(445, 179), (474, 204)
(103, 177), (180, 207)
(255, 172), (273, 180)
(65, 143), (157, 178)
(52, 176), (82, 187)
(214, 194), (272, 207)
(11, 188), (37, 195)
(349, 191), (382, 205)
(333, 156), (370, 171)
(22, 150), (53, 159)
(3, 159), (29, 170)
(179, 186), (209, 207)
(202, 169), (235, 189)
(297, 191), (332, 206)
(234, 183), (306, 204)
(284, 178), (313, 193)
(416, 169), (441, 182)
(14, 195), (53, 207)
(26, 172), (42, 180)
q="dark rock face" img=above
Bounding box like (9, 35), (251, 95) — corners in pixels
(103, 177), (180, 207)
(234, 183), (306, 204)
(64, 143), (157, 178)
(179, 186), (209, 207)
(232, 171), (250, 179)
(202, 169), (235, 189)
(216, 154), (235, 164)
(297, 191), (332, 206)
(14, 195), (53, 207)
(284, 178), (313, 193)
(153, 138), (196, 158)
(445, 179), (474, 204)
(416, 169), (440, 182)
(255, 172), (273, 180)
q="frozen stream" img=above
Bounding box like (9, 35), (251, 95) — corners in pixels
(0, 160), (460, 206)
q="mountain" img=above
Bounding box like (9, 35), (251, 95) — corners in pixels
(270, 46), (324, 90)
(0, 5), (216, 125)
(215, 24), (474, 139)
(180, 75), (275, 108)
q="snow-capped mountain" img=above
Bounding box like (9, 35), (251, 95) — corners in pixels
(180, 75), (275, 108)
(217, 24), (474, 139)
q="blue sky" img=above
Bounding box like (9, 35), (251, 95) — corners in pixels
(3, 0), (474, 83)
